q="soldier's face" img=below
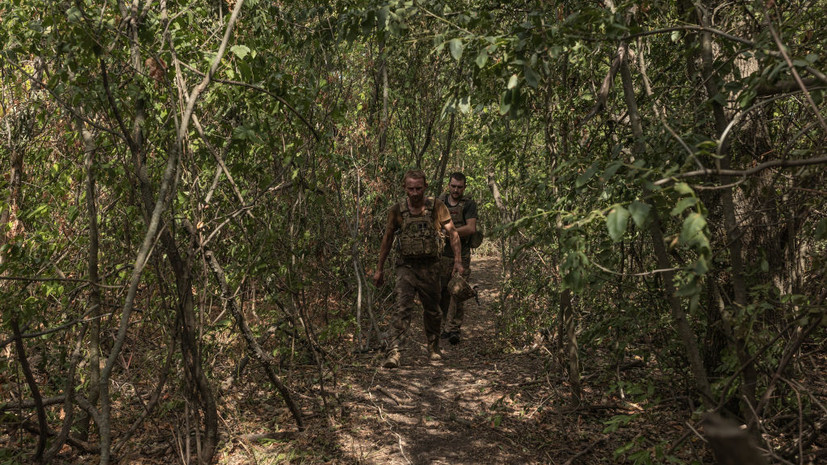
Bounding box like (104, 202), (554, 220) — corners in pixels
(404, 177), (426, 203)
(449, 179), (466, 200)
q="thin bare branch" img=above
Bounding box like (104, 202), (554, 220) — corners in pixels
(623, 25), (754, 47)
(764, 8), (827, 133)
(178, 62), (321, 141)
(653, 155), (827, 186)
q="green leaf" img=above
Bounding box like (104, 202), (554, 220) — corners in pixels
(507, 74), (519, 89)
(628, 201), (651, 228)
(693, 256), (709, 275)
(66, 6), (82, 23)
(232, 125), (255, 140)
(524, 65), (539, 88)
(607, 206), (630, 242)
(671, 197), (697, 216)
(603, 414), (635, 433)
(670, 30), (681, 42)
(458, 95), (471, 113)
(711, 92), (726, 106)
(27, 204), (49, 219)
(230, 44), (251, 60)
(739, 89), (756, 109)
(602, 161), (622, 180)
(576, 163), (599, 188)
(377, 7), (389, 29)
(674, 182), (693, 195)
(237, 60), (253, 81)
(499, 90), (511, 115)
(449, 38), (463, 61)
(475, 49), (488, 68)
(689, 293), (701, 314)
(675, 277), (700, 297)
(680, 213), (707, 244)
(549, 45), (562, 58)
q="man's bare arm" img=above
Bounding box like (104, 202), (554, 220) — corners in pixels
(454, 217), (476, 238)
(373, 228), (394, 286)
(442, 221), (465, 275)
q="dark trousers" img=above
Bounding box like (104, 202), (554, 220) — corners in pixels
(387, 259), (443, 351)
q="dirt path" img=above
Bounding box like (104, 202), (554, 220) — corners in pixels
(339, 256), (550, 464)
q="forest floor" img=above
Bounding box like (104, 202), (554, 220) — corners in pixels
(5, 257), (825, 463)
(7, 256), (730, 464)
(207, 255), (713, 465)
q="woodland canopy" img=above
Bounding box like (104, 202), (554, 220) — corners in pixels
(1, 0), (825, 463)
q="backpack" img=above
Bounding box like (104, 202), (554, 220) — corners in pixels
(396, 198), (442, 259)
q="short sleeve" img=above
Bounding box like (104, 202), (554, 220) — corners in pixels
(464, 199), (478, 220)
(433, 199), (452, 227)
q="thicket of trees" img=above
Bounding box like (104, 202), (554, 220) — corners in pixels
(1, 0), (825, 463)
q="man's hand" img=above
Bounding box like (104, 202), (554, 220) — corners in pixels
(373, 269), (385, 287)
(453, 262), (465, 275)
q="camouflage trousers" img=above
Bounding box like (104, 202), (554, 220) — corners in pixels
(386, 259), (443, 351)
(440, 255), (472, 334)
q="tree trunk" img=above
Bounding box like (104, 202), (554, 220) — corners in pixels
(696, 5), (758, 426)
(10, 318), (47, 462)
(433, 111), (456, 193)
(78, 122), (101, 442)
(0, 101), (44, 460)
(618, 38), (714, 407)
(704, 414), (768, 465)
(43, 324), (88, 463)
(560, 288), (581, 403)
(378, 37), (389, 156)
(204, 247), (305, 430)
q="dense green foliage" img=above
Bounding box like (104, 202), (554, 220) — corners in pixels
(1, 0), (825, 463)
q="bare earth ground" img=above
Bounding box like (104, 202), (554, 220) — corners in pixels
(333, 255), (546, 464)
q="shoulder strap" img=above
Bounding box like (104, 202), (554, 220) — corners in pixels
(425, 197), (436, 219)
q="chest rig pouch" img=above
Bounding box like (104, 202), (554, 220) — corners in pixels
(396, 198), (441, 260)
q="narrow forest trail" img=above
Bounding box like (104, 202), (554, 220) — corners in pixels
(335, 256), (554, 464)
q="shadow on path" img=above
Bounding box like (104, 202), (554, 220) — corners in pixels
(338, 256), (549, 465)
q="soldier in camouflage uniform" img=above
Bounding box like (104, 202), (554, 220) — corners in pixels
(373, 169), (464, 368)
(439, 172), (478, 345)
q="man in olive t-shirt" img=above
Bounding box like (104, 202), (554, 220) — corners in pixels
(439, 172), (478, 345)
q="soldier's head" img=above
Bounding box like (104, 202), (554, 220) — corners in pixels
(448, 172), (467, 201)
(402, 169), (427, 204)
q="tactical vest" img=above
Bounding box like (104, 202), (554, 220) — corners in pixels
(441, 194), (468, 230)
(396, 198), (442, 260)
(441, 194), (470, 251)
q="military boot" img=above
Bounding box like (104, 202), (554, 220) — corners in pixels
(382, 349), (400, 369)
(428, 340), (445, 361)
